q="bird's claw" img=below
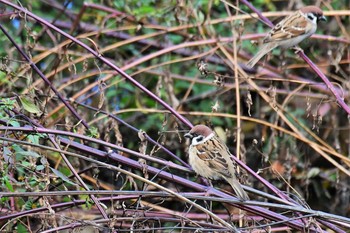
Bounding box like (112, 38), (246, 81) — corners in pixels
(293, 46), (303, 54)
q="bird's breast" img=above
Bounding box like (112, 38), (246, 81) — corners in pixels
(188, 145), (221, 180)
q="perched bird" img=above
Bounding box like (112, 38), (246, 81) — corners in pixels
(185, 125), (249, 201)
(246, 5), (326, 68)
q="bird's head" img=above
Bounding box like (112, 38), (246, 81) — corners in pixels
(301, 5), (326, 23)
(184, 125), (214, 145)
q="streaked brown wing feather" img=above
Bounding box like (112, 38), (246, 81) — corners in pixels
(195, 137), (231, 178)
(264, 11), (307, 43)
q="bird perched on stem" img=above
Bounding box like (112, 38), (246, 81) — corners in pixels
(247, 5), (326, 68)
(185, 125), (249, 201)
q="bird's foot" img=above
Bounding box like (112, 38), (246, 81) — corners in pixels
(293, 46), (303, 54)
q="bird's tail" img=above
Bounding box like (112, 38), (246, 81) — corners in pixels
(246, 43), (277, 68)
(227, 177), (249, 201)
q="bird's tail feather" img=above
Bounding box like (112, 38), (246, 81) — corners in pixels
(246, 43), (277, 68)
(227, 178), (249, 201)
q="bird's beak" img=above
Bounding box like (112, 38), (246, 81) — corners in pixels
(319, 15), (326, 22)
(184, 133), (192, 139)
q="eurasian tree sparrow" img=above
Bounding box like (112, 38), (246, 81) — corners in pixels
(185, 125), (249, 201)
(247, 5), (326, 68)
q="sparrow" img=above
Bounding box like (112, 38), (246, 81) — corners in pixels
(185, 125), (249, 201)
(246, 5), (326, 68)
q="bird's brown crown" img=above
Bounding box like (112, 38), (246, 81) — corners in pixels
(188, 125), (213, 137)
(300, 5), (323, 15)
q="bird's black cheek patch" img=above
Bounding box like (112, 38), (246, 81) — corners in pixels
(195, 136), (204, 142)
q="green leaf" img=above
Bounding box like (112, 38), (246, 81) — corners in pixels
(28, 177), (38, 187)
(0, 98), (15, 111)
(36, 165), (45, 171)
(21, 161), (33, 168)
(3, 176), (14, 192)
(87, 127), (99, 138)
(18, 96), (42, 114)
(50, 167), (76, 186)
(17, 223), (29, 233)
(16, 151), (40, 158)
(8, 118), (20, 127)
(0, 197), (9, 204)
(27, 134), (41, 145)
(84, 196), (94, 209)
(307, 167), (320, 178)
(24, 199), (34, 210)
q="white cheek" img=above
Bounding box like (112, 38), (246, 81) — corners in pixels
(191, 137), (199, 145)
(307, 13), (318, 24)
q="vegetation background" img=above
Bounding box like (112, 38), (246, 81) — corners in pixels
(0, 0), (349, 232)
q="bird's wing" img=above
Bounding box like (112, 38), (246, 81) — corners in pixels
(195, 137), (232, 178)
(264, 11), (309, 43)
